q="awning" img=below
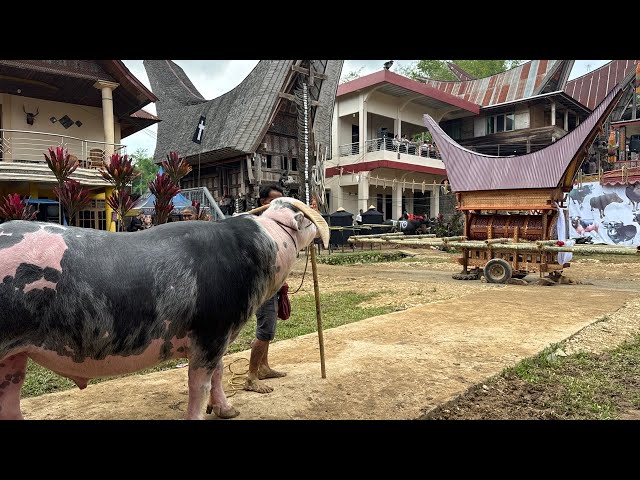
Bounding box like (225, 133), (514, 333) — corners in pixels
(25, 199), (59, 204)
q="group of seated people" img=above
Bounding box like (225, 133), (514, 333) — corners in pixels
(385, 135), (438, 158)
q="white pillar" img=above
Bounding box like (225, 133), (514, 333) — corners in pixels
(551, 101), (556, 127)
(392, 182), (402, 220)
(564, 109), (569, 131)
(432, 184), (440, 217)
(94, 80), (119, 159)
(358, 94), (366, 156)
(331, 105), (339, 159)
(358, 172), (370, 212)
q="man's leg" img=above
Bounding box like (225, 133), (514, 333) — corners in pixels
(244, 294), (282, 393)
(257, 340), (286, 379)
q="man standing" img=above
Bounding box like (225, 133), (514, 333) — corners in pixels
(244, 184), (287, 394)
(355, 209), (363, 225)
(127, 212), (145, 232)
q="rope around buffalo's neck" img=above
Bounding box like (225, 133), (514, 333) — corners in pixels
(289, 246), (310, 294)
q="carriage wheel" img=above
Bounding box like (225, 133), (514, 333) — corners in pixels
(483, 258), (513, 284)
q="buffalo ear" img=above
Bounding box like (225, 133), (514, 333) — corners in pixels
(292, 211), (305, 231)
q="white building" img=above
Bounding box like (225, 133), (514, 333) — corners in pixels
(326, 69), (479, 220)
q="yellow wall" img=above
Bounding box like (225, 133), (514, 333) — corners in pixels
(1, 94), (122, 156)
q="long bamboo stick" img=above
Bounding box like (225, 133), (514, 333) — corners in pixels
(541, 245), (640, 255)
(309, 246), (326, 379)
(485, 238), (513, 244)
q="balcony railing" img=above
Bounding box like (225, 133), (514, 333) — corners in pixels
(0, 129), (126, 170)
(338, 138), (441, 159)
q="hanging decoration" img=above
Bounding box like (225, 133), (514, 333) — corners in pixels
(607, 127), (617, 163)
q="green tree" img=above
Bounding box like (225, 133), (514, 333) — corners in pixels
(339, 67), (364, 84)
(399, 60), (524, 81)
(130, 148), (158, 195)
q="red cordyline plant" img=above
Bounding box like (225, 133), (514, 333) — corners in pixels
(162, 151), (192, 185)
(149, 172), (180, 225)
(44, 146), (92, 226)
(106, 189), (136, 230)
(99, 153), (140, 190)
(99, 153), (141, 231)
(0, 194), (37, 221)
(44, 146), (79, 184)
(148, 151), (191, 225)
(54, 180), (92, 226)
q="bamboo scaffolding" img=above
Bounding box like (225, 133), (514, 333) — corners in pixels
(535, 240), (560, 246)
(347, 236), (639, 256)
(485, 238), (513, 245)
(541, 245), (640, 255)
(348, 238), (446, 246)
(348, 236), (466, 246)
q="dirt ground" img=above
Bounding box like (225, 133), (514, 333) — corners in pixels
(20, 247), (640, 420)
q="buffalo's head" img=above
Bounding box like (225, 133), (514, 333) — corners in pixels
(249, 197), (329, 249)
(23, 105), (39, 126)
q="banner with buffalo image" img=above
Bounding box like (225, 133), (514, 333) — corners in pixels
(567, 181), (640, 245)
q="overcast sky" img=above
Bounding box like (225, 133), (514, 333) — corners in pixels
(122, 60), (611, 155)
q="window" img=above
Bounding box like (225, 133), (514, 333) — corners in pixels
(78, 210), (96, 229)
(98, 210), (106, 231)
(266, 155), (272, 169)
(442, 119), (462, 140)
(486, 112), (515, 134)
(77, 199), (107, 230)
(283, 157), (289, 171)
(291, 158), (298, 171)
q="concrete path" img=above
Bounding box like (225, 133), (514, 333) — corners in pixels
(21, 282), (636, 420)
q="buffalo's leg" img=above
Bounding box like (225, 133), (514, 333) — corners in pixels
(0, 353), (28, 420)
(186, 362), (214, 420)
(206, 360), (239, 419)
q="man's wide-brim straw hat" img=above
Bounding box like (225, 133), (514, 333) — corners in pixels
(368, 205), (376, 210)
(336, 207), (346, 212)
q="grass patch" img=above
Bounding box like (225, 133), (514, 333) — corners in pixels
(502, 334), (640, 419)
(22, 291), (397, 399)
(316, 251), (408, 265)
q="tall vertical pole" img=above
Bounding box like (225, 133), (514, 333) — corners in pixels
(302, 73), (326, 379)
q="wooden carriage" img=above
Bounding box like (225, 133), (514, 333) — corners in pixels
(422, 85), (625, 283)
(453, 187), (567, 282)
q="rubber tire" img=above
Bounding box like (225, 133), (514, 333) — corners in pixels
(452, 272), (479, 281)
(483, 258), (513, 284)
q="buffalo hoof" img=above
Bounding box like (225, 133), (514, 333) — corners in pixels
(207, 404), (240, 419)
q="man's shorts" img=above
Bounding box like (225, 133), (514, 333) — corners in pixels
(256, 293), (278, 341)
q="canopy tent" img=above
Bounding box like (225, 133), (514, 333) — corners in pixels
(25, 199), (59, 204)
(130, 193), (193, 215)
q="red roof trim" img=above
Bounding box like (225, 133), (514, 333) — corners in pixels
(337, 70), (480, 114)
(326, 160), (446, 177)
(131, 109), (159, 121)
(611, 119), (640, 128)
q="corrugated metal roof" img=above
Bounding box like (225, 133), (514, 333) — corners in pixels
(423, 86), (623, 192)
(564, 60), (637, 110)
(423, 60), (569, 107)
